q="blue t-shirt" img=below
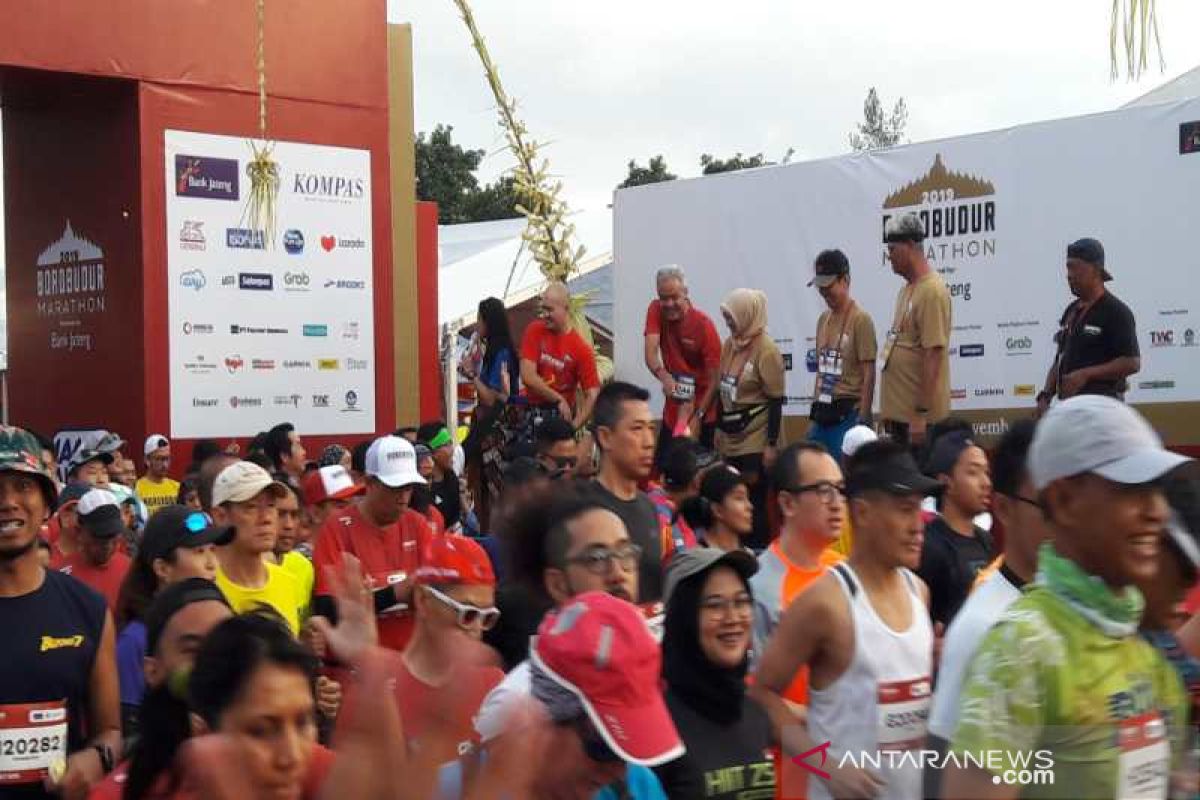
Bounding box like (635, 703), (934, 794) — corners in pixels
(480, 346), (519, 397)
(117, 620), (148, 707)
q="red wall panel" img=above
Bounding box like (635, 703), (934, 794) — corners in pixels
(415, 201), (440, 422)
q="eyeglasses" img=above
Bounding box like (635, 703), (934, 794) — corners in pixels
(184, 512), (214, 534)
(565, 543), (643, 575)
(569, 718), (622, 764)
(424, 585), (501, 631)
(780, 481), (847, 505)
(699, 593), (754, 619)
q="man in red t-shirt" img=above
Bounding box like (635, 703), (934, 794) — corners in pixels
(643, 265), (722, 463)
(520, 281), (601, 429)
(312, 436), (431, 651)
(392, 535), (503, 759)
(59, 488), (132, 609)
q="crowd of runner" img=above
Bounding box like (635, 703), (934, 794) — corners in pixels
(0, 211), (1195, 800)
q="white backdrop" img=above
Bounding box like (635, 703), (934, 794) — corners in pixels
(614, 98), (1200, 421)
(165, 130), (376, 437)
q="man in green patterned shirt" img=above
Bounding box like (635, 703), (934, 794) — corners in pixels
(944, 396), (1192, 800)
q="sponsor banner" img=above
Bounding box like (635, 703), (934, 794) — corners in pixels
(165, 130), (375, 437)
(612, 97), (1200, 412)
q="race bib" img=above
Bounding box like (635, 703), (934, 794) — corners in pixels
(816, 372), (838, 405)
(0, 701), (68, 785)
(671, 374), (695, 402)
(1116, 712), (1169, 800)
(877, 677), (931, 752)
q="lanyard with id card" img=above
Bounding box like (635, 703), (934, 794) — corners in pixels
(816, 306), (852, 404)
(881, 290), (914, 370)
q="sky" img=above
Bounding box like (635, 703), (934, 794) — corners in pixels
(388, 0), (1200, 215)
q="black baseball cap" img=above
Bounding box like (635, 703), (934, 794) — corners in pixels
(847, 447), (944, 498)
(55, 481), (93, 511)
(809, 249), (850, 288)
(140, 505), (235, 563)
(924, 431), (979, 478)
(78, 489), (129, 540)
(144, 577), (231, 654)
(1066, 237), (1112, 281)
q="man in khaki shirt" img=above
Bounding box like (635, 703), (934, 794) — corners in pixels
(807, 249), (878, 459)
(880, 212), (951, 447)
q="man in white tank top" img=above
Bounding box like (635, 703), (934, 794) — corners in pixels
(751, 439), (941, 800)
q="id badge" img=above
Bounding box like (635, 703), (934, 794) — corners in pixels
(818, 348), (843, 377)
(881, 330), (898, 368)
(720, 376), (738, 406)
(671, 374), (695, 402)
(817, 372), (837, 405)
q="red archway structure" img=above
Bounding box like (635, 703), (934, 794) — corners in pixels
(0, 0), (439, 465)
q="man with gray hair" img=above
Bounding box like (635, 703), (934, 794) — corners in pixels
(520, 281), (602, 430)
(644, 265), (722, 465)
(880, 212), (951, 447)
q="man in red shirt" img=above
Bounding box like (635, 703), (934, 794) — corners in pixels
(520, 281), (602, 430)
(312, 435), (431, 651)
(59, 488), (133, 609)
(643, 265), (722, 463)
(393, 535), (504, 760)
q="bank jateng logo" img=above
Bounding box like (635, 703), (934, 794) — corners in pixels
(175, 155), (239, 200)
(882, 154), (996, 303)
(792, 745), (1053, 788)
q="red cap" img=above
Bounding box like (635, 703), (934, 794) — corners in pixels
(531, 592), (683, 767)
(301, 465), (364, 506)
(414, 535), (495, 586)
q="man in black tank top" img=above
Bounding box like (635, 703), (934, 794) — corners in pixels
(0, 426), (120, 798)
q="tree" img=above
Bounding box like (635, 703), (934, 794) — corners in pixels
(617, 156), (677, 189)
(414, 125), (523, 224)
(848, 88), (908, 152)
(700, 152), (766, 175)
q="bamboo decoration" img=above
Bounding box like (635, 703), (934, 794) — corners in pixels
(449, 0), (612, 380)
(244, 0), (280, 247)
(1111, 0), (1163, 81)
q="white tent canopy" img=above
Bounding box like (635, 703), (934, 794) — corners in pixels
(437, 207), (612, 329)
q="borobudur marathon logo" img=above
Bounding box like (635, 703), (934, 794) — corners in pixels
(881, 154), (997, 303)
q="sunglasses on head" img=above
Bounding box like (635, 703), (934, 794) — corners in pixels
(424, 585), (501, 630)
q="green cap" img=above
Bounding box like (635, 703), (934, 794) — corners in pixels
(0, 426), (58, 505)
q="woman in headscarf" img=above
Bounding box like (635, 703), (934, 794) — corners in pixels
(715, 288), (786, 549)
(661, 548), (775, 800)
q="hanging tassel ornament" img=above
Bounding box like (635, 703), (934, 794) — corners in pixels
(244, 0), (280, 247)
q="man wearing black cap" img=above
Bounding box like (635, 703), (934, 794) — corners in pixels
(808, 249), (878, 458)
(1037, 237), (1140, 415)
(880, 213), (952, 448)
(751, 439), (938, 800)
(59, 489), (133, 610)
(917, 431), (994, 627)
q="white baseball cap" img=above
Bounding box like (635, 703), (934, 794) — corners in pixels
(1029, 395), (1191, 492)
(842, 424), (878, 458)
(144, 434), (170, 457)
(212, 461), (288, 507)
(364, 436), (424, 488)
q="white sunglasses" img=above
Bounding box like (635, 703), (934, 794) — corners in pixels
(424, 585), (501, 630)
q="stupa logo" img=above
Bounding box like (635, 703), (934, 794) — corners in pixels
(36, 221), (106, 325)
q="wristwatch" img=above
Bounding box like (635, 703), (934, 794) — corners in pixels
(91, 743), (115, 774)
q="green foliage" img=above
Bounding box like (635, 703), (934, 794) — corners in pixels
(700, 152), (766, 175)
(848, 88), (908, 152)
(618, 155), (677, 189)
(415, 124), (521, 224)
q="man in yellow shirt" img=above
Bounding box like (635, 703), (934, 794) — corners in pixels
(135, 434), (180, 516)
(210, 460), (303, 635)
